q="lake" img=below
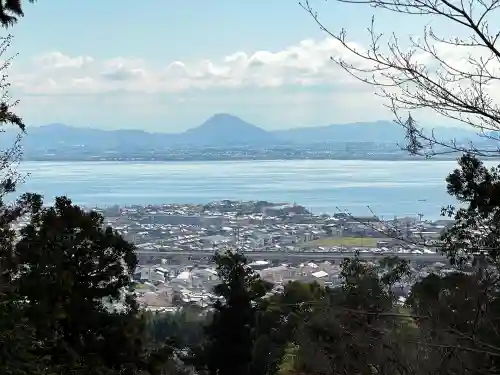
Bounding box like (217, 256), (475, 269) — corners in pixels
(11, 159), (468, 220)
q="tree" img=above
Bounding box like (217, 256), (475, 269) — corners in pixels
(0, 6), (36, 200)
(298, 0), (500, 268)
(0, 301), (51, 375)
(0, 2), (53, 373)
(0, 192), (45, 374)
(195, 250), (272, 375)
(290, 256), (417, 375)
(0, 3), (37, 208)
(301, 0), (500, 158)
(144, 308), (209, 375)
(0, 34), (28, 205)
(251, 281), (327, 375)
(297, 8), (500, 373)
(171, 290), (184, 307)
(0, 222), (51, 375)
(12, 195), (150, 374)
(407, 269), (500, 375)
(145, 307), (207, 349)
(439, 153), (500, 265)
(0, 0), (36, 27)
(247, 256), (418, 375)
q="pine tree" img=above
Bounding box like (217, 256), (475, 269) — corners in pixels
(13, 196), (149, 374)
(198, 250), (271, 375)
(0, 0), (36, 27)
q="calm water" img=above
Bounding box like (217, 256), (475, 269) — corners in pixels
(12, 160), (467, 220)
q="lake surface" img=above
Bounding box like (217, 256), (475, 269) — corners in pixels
(11, 160), (469, 220)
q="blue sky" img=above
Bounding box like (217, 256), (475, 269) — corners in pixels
(5, 0), (451, 131)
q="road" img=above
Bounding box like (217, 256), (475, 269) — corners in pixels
(136, 250), (447, 262)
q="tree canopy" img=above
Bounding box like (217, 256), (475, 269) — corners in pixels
(0, 195), (180, 375)
(0, 0), (35, 27)
(192, 250), (272, 375)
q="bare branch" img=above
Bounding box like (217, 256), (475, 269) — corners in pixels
(301, 0), (500, 156)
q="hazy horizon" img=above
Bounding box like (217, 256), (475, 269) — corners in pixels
(23, 114), (472, 133)
(26, 114), (395, 132)
(7, 1), (467, 132)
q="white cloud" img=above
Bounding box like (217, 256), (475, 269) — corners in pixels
(10, 38), (369, 95)
(34, 51), (93, 70)
(15, 36), (495, 99)
(9, 35), (498, 131)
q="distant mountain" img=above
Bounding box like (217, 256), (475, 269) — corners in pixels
(272, 120), (476, 144)
(1, 114), (279, 151)
(0, 114), (478, 156)
(0, 123), (170, 151)
(180, 113), (278, 145)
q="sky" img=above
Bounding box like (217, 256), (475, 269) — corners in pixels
(1, 0), (470, 132)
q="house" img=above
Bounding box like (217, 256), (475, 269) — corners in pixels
(259, 266), (300, 283)
(201, 235), (232, 246)
(135, 266), (166, 283)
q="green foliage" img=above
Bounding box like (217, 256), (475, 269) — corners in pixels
(276, 343), (299, 375)
(442, 154), (500, 266)
(289, 257), (413, 375)
(144, 308), (210, 375)
(0, 34), (29, 204)
(145, 307), (208, 348)
(407, 270), (500, 374)
(195, 250), (272, 375)
(0, 195), (182, 374)
(0, 4), (46, 372)
(250, 281), (327, 375)
(12, 196), (146, 373)
(0, 0), (36, 27)
(2, 192), (500, 375)
(0, 297), (50, 375)
(0, 194), (47, 373)
(244, 255), (417, 375)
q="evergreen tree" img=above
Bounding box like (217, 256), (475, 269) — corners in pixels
(251, 281), (327, 375)
(442, 153), (500, 265)
(302, 257), (409, 374)
(197, 250), (271, 375)
(0, 193), (47, 374)
(0, 0), (36, 27)
(12, 196), (149, 374)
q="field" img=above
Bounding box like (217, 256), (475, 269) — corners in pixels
(305, 236), (379, 248)
(134, 283), (151, 289)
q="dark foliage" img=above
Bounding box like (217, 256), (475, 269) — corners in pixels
(194, 250), (272, 375)
(10, 196), (145, 373)
(441, 154), (500, 266)
(145, 307), (208, 349)
(0, 0), (35, 27)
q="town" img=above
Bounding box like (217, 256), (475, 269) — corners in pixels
(88, 200), (454, 312)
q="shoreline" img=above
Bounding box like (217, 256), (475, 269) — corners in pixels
(12, 159), (460, 221)
(19, 156), (473, 163)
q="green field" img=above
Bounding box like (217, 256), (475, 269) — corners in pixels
(134, 283), (151, 290)
(305, 236), (379, 248)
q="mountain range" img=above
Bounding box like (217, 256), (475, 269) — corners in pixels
(0, 113), (478, 152)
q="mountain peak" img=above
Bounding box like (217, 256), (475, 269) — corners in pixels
(209, 113), (240, 121)
(183, 113), (275, 145)
(199, 113), (253, 129)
